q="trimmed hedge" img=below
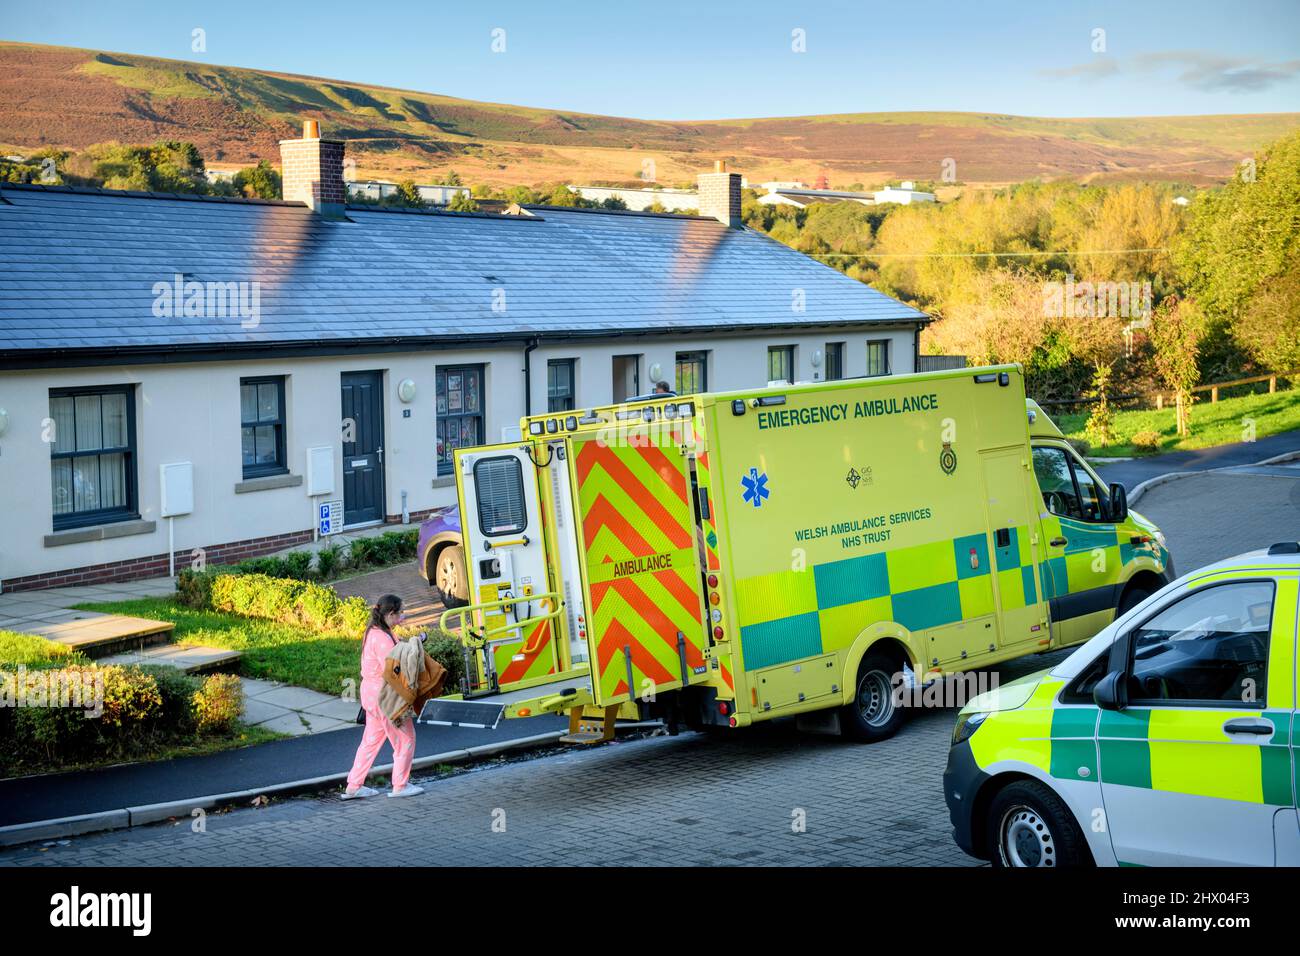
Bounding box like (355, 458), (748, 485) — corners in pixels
(182, 529), (421, 587)
(179, 569), (369, 635)
(0, 664), (244, 774)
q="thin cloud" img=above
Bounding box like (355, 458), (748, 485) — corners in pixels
(1041, 50), (1300, 93)
(1041, 59), (1121, 79)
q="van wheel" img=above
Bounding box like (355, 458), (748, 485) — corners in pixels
(840, 652), (905, 742)
(432, 545), (470, 610)
(987, 781), (1091, 868)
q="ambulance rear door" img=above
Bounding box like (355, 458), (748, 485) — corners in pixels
(455, 443), (562, 690)
(569, 415), (710, 706)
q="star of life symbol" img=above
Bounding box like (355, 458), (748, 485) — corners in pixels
(741, 467), (770, 508)
(846, 467), (861, 489)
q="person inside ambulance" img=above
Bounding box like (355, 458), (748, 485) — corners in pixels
(1031, 446), (1108, 522)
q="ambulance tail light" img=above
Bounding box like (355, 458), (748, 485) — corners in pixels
(713, 626), (724, 640)
(717, 700), (732, 716)
(728, 716), (738, 727)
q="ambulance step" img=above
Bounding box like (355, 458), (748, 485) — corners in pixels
(417, 698), (506, 730)
(559, 703), (619, 745)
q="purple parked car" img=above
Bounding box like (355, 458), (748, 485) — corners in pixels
(417, 507), (470, 609)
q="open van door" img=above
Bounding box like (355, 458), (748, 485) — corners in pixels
(454, 444), (562, 691)
(569, 418), (711, 707)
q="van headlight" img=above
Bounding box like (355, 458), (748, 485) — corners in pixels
(951, 712), (988, 747)
(1153, 529), (1167, 550)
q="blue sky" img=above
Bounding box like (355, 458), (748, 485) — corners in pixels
(6, 0), (1299, 119)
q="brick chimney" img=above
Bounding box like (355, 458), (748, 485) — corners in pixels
(697, 160), (742, 228)
(280, 120), (346, 218)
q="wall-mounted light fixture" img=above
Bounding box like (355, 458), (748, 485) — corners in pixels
(397, 379), (417, 403)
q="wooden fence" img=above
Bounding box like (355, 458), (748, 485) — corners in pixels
(1037, 369), (1299, 411)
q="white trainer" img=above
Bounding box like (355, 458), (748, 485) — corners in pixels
(387, 784), (425, 798)
(340, 785), (379, 800)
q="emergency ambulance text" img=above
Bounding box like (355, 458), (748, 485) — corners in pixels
(757, 393), (940, 431)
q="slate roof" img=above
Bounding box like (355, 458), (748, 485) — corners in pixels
(0, 183), (927, 367)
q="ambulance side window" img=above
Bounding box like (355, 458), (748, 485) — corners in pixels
(1126, 581), (1273, 706)
(473, 456), (527, 536)
(1032, 447), (1081, 519)
(1071, 460), (1105, 522)
(1062, 650), (1112, 703)
(1032, 445), (1110, 522)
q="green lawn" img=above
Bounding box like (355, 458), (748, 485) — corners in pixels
(71, 597), (361, 696)
(0, 631), (88, 671)
(1056, 388), (1300, 458)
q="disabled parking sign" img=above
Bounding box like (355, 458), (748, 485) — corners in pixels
(318, 499), (343, 535)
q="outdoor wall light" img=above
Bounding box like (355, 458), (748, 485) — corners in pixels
(812, 349), (823, 368)
(648, 362), (663, 381)
(397, 379), (416, 403)
(0, 408), (8, 436)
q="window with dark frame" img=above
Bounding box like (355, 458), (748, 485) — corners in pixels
(675, 351), (708, 394)
(49, 385), (138, 531)
(767, 345), (794, 384)
(240, 376), (287, 479)
(866, 340), (891, 377)
(825, 342), (845, 381)
(437, 364), (485, 477)
(547, 358), (576, 412)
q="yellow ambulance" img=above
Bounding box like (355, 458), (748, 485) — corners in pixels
(425, 364), (1172, 743)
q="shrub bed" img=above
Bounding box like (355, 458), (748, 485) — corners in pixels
(198, 529), (420, 584)
(0, 663), (247, 776)
(184, 572), (370, 634)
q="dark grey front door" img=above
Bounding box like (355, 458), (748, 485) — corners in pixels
(341, 371), (385, 526)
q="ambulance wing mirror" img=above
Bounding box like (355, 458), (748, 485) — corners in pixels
(1108, 483), (1129, 522)
(1093, 670), (1129, 712)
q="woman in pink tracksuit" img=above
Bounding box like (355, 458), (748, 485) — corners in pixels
(342, 593), (422, 799)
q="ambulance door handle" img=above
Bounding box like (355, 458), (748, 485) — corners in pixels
(1222, 718), (1273, 738)
(1049, 536), (1067, 548)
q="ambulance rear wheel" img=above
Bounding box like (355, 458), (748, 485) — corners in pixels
(1117, 583), (1155, 616)
(987, 780), (1091, 868)
(841, 653), (904, 742)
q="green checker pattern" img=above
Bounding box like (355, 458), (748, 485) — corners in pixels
(737, 525), (1041, 671)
